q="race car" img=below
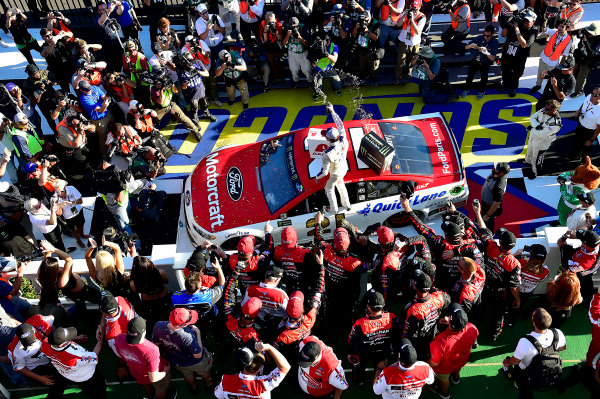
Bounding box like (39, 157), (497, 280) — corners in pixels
(183, 113), (468, 249)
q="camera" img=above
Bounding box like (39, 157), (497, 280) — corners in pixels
(415, 56), (425, 65)
(226, 60), (235, 68)
(291, 26), (300, 38)
(523, 245), (531, 252)
(16, 248), (44, 263)
(140, 69), (173, 90)
(357, 13), (368, 31)
(560, 233), (569, 241)
(41, 154), (59, 164)
(267, 22), (278, 34)
(211, 15), (219, 25)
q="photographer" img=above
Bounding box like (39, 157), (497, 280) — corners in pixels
(348, 11), (381, 85)
(45, 11), (73, 44)
(149, 69), (204, 141)
(531, 20), (572, 94)
(10, 113), (45, 170)
(497, 0), (525, 44)
(5, 83), (43, 134)
(149, 45), (186, 109)
(126, 100), (158, 137)
(395, 0), (425, 83)
(559, 0), (584, 28)
(523, 99), (562, 179)
(143, 0), (168, 53)
(410, 47), (450, 104)
(500, 9), (537, 97)
(571, 23), (600, 99)
(72, 58), (106, 94)
(260, 12), (285, 85)
(177, 53), (217, 126)
(24, 198), (67, 252)
(71, 38), (103, 69)
(327, 4), (351, 65)
(105, 122), (142, 166)
(239, 0), (265, 48)
(310, 34), (342, 100)
(79, 80), (115, 156)
(155, 17), (180, 53)
(195, 4), (226, 50)
(53, 179), (88, 248)
(50, 90), (84, 124)
(461, 25), (498, 99)
(284, 17), (312, 88)
(56, 113), (95, 172)
(441, 0), (471, 55)
(122, 40), (152, 88)
(216, 49), (250, 109)
(282, 0), (313, 23)
(245, 41), (271, 90)
(131, 147), (165, 180)
(5, 7), (43, 66)
(101, 1), (142, 47)
(535, 56), (575, 111)
(376, 0), (405, 50)
(23, 64), (59, 132)
(567, 86), (600, 162)
(104, 72), (136, 117)
(40, 28), (74, 93)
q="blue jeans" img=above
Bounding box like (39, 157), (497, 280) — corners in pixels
(111, 201), (133, 235)
(379, 24), (399, 48)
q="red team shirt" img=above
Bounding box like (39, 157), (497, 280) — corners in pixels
(114, 334), (167, 385)
(214, 368), (287, 399)
(587, 292), (600, 369)
(373, 361), (435, 399)
(517, 259), (549, 294)
(429, 323), (479, 375)
(297, 336), (348, 397)
(104, 296), (137, 355)
(242, 282), (289, 321)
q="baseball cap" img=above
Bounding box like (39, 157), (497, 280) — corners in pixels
(281, 226), (298, 250)
(366, 290), (385, 311)
(0, 182), (10, 193)
(442, 221), (462, 243)
(410, 256), (435, 278)
(16, 323), (37, 348)
(496, 228), (516, 249)
(5, 83), (16, 92)
(444, 214), (464, 229)
(78, 80), (92, 92)
(449, 303), (468, 331)
(236, 346), (257, 368)
(333, 227), (350, 251)
(218, 49), (229, 60)
(290, 16), (300, 26)
(297, 340), (322, 368)
(576, 229), (600, 248)
(265, 264), (284, 279)
(528, 244), (548, 260)
(418, 46), (435, 58)
(237, 236), (256, 255)
(287, 291), (305, 319)
(494, 162), (510, 174)
(398, 338), (417, 367)
(25, 64), (39, 74)
(126, 317), (146, 344)
(578, 192), (596, 206)
(242, 297), (262, 318)
(522, 8), (537, 22)
(377, 226), (395, 245)
(187, 247), (207, 270)
(197, 3), (208, 13)
(24, 162), (38, 174)
(412, 269), (432, 293)
(170, 308), (198, 327)
(49, 327), (77, 346)
(14, 112), (28, 123)
(99, 291), (119, 314)
(558, 56), (575, 70)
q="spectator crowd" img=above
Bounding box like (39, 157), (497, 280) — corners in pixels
(0, 0), (599, 398)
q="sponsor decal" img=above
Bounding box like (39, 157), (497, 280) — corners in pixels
(277, 219), (292, 227)
(205, 152), (225, 231)
(185, 190), (191, 206)
(226, 167), (243, 201)
(450, 185), (464, 196)
(430, 122), (451, 174)
(357, 190), (448, 217)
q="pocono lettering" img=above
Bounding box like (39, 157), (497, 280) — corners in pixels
(430, 122), (451, 174)
(205, 152), (225, 231)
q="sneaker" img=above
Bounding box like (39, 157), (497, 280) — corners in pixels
(243, 103), (249, 110)
(516, 158), (528, 164)
(194, 131), (203, 142)
(393, 79), (400, 84)
(312, 92), (319, 101)
(0, 39), (7, 48)
(429, 383), (450, 399)
(336, 90), (342, 96)
(212, 99), (222, 107)
(66, 247), (77, 253)
(203, 112), (217, 122)
(509, 89), (517, 98)
(472, 339), (479, 349)
(449, 374), (461, 385)
(570, 91), (583, 98)
(228, 100), (234, 106)
(528, 171), (537, 180)
(461, 90), (468, 98)
(529, 85), (541, 94)
(477, 91), (485, 100)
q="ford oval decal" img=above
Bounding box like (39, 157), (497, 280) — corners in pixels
(227, 167), (243, 201)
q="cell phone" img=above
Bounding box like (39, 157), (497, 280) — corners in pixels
(88, 238), (97, 248)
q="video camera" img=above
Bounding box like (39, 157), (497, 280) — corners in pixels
(507, 7), (534, 27)
(357, 13), (368, 31)
(16, 248), (44, 263)
(139, 69), (173, 90)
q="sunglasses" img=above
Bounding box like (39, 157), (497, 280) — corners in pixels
(483, 34), (492, 37)
(201, 10), (208, 14)
(43, 34), (52, 38)
(593, 93), (600, 98)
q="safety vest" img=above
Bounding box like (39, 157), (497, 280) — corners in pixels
(150, 87), (173, 108)
(10, 126), (44, 159)
(115, 127), (137, 155)
(0, 277), (11, 300)
(53, 21), (74, 43)
(403, 12), (424, 36)
(129, 53), (152, 83)
(129, 111), (154, 134)
(56, 118), (84, 147)
(240, 1), (256, 19)
(544, 32), (571, 61)
(560, 5), (582, 22)
(183, 43), (210, 66)
(451, 4), (471, 29)
(110, 82), (133, 103)
(380, 0), (401, 23)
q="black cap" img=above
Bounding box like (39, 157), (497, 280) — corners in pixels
(236, 345), (257, 368)
(297, 341), (322, 368)
(126, 317), (146, 344)
(366, 290), (385, 311)
(187, 247), (207, 271)
(576, 229), (600, 248)
(16, 323), (37, 348)
(494, 162), (510, 174)
(398, 338), (417, 367)
(78, 80), (92, 92)
(496, 228), (516, 249)
(577, 192), (596, 206)
(49, 327), (77, 346)
(410, 257), (435, 278)
(449, 303), (468, 331)
(528, 244), (548, 260)
(559, 55), (575, 70)
(442, 221), (462, 243)
(444, 214), (464, 229)
(412, 269), (432, 293)
(25, 64), (39, 75)
(265, 265), (284, 279)
(100, 291), (119, 314)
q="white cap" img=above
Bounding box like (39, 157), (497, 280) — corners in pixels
(0, 182), (10, 193)
(325, 127), (340, 140)
(13, 112), (28, 123)
(197, 3), (207, 13)
(129, 100), (139, 110)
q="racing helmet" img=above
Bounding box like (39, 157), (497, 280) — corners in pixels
(325, 127), (340, 141)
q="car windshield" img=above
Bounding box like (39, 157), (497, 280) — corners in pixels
(378, 121), (434, 176)
(259, 134), (304, 214)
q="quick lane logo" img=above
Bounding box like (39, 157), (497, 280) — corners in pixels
(226, 167), (243, 201)
(357, 190), (448, 216)
(205, 152), (225, 231)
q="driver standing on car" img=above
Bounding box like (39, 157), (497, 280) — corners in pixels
(315, 103), (351, 214)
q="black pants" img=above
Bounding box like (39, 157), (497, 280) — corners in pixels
(351, 351), (388, 384)
(240, 20), (261, 48)
(511, 366), (535, 399)
(486, 285), (513, 338)
(48, 367), (106, 399)
(18, 39), (43, 66)
(501, 55), (527, 92)
(481, 201), (501, 232)
(43, 224), (66, 252)
(441, 29), (467, 55)
(570, 122), (596, 159)
(466, 59), (491, 92)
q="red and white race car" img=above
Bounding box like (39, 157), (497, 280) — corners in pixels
(183, 113), (468, 249)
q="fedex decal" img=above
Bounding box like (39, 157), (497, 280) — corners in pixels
(205, 152), (225, 231)
(430, 121), (451, 175)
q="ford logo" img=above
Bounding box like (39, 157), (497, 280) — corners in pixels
(227, 167), (243, 201)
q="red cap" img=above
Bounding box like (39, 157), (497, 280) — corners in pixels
(169, 308), (198, 327)
(237, 236), (256, 255)
(281, 227), (298, 250)
(242, 297), (262, 318)
(333, 228), (350, 251)
(377, 226), (395, 245)
(287, 291), (305, 318)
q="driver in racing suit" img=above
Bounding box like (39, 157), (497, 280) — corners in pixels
(524, 99), (562, 177)
(315, 103), (351, 214)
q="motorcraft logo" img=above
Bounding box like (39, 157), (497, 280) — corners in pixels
(226, 167), (243, 201)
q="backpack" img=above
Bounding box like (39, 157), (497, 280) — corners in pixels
(524, 329), (563, 390)
(149, 129), (176, 160)
(0, 185), (25, 220)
